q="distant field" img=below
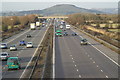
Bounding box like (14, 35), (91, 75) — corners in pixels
(8, 25), (19, 29)
(91, 24), (118, 28)
(108, 29), (120, 32)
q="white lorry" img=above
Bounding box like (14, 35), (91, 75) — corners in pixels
(30, 23), (36, 30)
(36, 22), (40, 27)
(66, 25), (70, 30)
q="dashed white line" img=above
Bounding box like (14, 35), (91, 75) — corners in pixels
(79, 75), (81, 78)
(75, 29), (119, 67)
(105, 75), (108, 78)
(93, 61), (95, 63)
(77, 69), (79, 72)
(70, 55), (72, 57)
(90, 58), (92, 60)
(73, 61), (75, 63)
(88, 42), (120, 67)
(101, 70), (103, 72)
(96, 65), (99, 67)
(72, 58), (73, 60)
(75, 65), (77, 67)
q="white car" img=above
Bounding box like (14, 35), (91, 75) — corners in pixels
(10, 45), (17, 51)
(0, 43), (7, 49)
(0, 52), (9, 60)
(60, 25), (63, 29)
(66, 25), (70, 29)
(26, 42), (33, 48)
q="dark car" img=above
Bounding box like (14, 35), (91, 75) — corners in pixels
(19, 41), (26, 46)
(72, 32), (77, 36)
(63, 32), (68, 36)
(26, 34), (31, 38)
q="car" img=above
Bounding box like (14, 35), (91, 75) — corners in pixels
(55, 30), (63, 37)
(7, 57), (21, 70)
(26, 34), (31, 38)
(10, 45), (17, 51)
(60, 25), (63, 29)
(80, 39), (88, 45)
(0, 52), (9, 61)
(72, 32), (77, 36)
(63, 32), (68, 36)
(26, 42), (33, 48)
(0, 43), (7, 49)
(19, 41), (26, 46)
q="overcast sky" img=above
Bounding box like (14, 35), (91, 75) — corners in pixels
(1, 0), (119, 12)
(1, 0), (119, 2)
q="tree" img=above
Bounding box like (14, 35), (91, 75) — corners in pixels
(2, 23), (8, 32)
(96, 23), (100, 29)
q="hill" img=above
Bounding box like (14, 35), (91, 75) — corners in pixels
(1, 4), (105, 16)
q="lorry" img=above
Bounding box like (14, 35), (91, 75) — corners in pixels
(66, 25), (70, 30)
(30, 23), (36, 30)
(36, 22), (40, 27)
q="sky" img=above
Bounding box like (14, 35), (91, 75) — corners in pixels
(0, 0), (119, 12)
(1, 0), (120, 2)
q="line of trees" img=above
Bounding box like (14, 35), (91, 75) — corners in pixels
(65, 13), (118, 27)
(1, 14), (39, 32)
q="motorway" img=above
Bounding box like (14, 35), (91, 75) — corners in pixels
(55, 21), (118, 78)
(1, 21), (50, 79)
(0, 19), (119, 79)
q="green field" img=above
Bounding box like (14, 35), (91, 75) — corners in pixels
(91, 24), (118, 28)
(108, 29), (120, 32)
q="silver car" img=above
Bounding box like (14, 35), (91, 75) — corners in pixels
(0, 52), (9, 60)
(80, 39), (88, 45)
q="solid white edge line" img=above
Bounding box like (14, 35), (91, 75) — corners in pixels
(72, 28), (119, 67)
(19, 26), (49, 79)
(53, 22), (55, 79)
(88, 42), (120, 67)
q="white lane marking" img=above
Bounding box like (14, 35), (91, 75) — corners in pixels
(90, 58), (92, 60)
(70, 55), (72, 56)
(77, 69), (79, 72)
(72, 58), (73, 60)
(101, 70), (103, 72)
(88, 55), (90, 57)
(7, 29), (30, 44)
(79, 36), (83, 39)
(53, 24), (55, 79)
(73, 28), (119, 66)
(88, 42), (120, 67)
(105, 75), (108, 78)
(19, 26), (49, 79)
(75, 65), (77, 67)
(97, 65), (99, 67)
(79, 75), (81, 78)
(73, 61), (75, 63)
(93, 61), (95, 63)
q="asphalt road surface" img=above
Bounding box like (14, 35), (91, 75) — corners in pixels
(55, 22), (118, 78)
(1, 21), (51, 79)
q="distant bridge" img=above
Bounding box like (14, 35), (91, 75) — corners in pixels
(38, 16), (68, 19)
